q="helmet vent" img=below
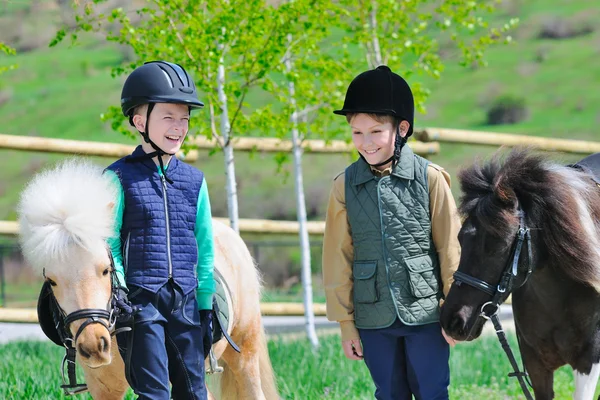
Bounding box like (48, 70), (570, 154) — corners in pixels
(158, 66), (174, 88)
(169, 62), (191, 87)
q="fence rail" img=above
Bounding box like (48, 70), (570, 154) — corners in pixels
(0, 133), (198, 161)
(0, 303), (328, 323)
(0, 218), (325, 236)
(416, 127), (600, 154)
(0, 133), (440, 157)
(194, 135), (440, 155)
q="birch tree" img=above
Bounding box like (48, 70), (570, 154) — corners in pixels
(338, 0), (519, 113)
(265, 1), (351, 348)
(51, 0), (301, 232)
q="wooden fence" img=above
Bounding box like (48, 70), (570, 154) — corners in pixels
(415, 127), (600, 154)
(0, 303), (329, 323)
(0, 219), (325, 237)
(0, 133), (440, 158)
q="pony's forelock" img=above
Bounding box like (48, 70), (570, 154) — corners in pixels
(17, 159), (118, 272)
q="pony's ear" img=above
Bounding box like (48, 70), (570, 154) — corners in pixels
(493, 173), (516, 206)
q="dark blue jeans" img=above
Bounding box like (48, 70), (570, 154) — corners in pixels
(117, 281), (207, 399)
(358, 319), (450, 400)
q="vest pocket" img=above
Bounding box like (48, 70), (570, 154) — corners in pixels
(405, 254), (439, 298)
(353, 261), (378, 303)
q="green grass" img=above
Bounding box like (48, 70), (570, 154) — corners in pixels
(1, 332), (598, 399)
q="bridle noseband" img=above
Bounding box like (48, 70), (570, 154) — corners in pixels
(451, 206), (535, 400)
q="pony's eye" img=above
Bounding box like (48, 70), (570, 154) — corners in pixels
(103, 268), (110, 276)
(47, 278), (57, 287)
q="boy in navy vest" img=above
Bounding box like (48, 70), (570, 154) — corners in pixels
(106, 61), (214, 399)
(322, 65), (462, 399)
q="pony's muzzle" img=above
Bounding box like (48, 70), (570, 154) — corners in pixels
(75, 324), (112, 367)
(442, 305), (479, 341)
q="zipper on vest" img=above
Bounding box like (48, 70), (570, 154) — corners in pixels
(377, 178), (403, 319)
(124, 232), (131, 275)
(160, 174), (173, 279)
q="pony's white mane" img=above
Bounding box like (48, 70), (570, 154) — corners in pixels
(17, 158), (118, 272)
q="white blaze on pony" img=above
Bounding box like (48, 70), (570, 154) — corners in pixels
(17, 159), (278, 400)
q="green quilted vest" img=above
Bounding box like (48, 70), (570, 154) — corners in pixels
(345, 144), (442, 329)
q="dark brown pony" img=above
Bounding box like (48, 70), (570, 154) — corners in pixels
(440, 148), (600, 400)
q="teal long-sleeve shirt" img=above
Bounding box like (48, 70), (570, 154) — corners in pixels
(105, 167), (215, 310)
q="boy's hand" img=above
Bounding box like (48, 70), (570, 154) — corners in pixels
(342, 339), (364, 360)
(441, 327), (458, 347)
(113, 287), (139, 323)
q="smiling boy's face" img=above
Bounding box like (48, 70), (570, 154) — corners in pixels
(133, 103), (190, 154)
(350, 113), (407, 169)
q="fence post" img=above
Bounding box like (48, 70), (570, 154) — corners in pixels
(0, 246), (5, 308)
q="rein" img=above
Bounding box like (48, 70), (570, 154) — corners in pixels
(453, 207), (534, 400)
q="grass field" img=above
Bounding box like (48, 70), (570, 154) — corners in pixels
(0, 332), (596, 399)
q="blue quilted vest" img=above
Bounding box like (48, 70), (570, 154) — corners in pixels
(107, 146), (203, 294)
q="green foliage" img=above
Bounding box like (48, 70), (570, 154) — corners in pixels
(0, 42), (17, 75)
(51, 0), (313, 148)
(336, 0), (519, 114)
(48, 0), (517, 155)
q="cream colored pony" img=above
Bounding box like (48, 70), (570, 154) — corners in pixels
(17, 158), (278, 399)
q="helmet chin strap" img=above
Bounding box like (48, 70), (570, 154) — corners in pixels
(127, 103), (175, 184)
(362, 125), (406, 169)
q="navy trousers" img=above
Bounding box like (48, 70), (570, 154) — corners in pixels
(117, 281), (207, 400)
(358, 319), (450, 400)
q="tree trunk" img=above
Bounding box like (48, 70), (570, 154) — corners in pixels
(217, 50), (240, 234)
(368, 2), (383, 67)
(286, 33), (319, 348)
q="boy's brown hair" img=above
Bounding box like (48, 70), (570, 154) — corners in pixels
(345, 113), (401, 129)
(132, 104), (148, 117)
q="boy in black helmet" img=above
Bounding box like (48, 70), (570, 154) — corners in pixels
(105, 61), (214, 399)
(322, 65), (461, 400)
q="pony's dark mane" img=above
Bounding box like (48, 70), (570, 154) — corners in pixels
(458, 148), (600, 288)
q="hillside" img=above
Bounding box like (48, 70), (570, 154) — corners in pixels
(0, 1), (598, 239)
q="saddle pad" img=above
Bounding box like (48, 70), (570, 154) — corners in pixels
(573, 153), (600, 185)
(212, 269), (230, 341)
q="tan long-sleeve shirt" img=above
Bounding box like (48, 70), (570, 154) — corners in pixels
(322, 163), (462, 341)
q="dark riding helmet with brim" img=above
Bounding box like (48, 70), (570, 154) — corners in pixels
(120, 60), (204, 119)
(333, 65), (414, 138)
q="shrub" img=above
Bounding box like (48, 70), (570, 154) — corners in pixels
(486, 95), (528, 125)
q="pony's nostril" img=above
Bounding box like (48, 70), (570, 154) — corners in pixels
(99, 336), (109, 353)
(78, 344), (91, 359)
(449, 313), (466, 335)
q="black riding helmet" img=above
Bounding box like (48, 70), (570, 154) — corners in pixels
(121, 60), (204, 118)
(121, 61), (204, 182)
(334, 65), (414, 167)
